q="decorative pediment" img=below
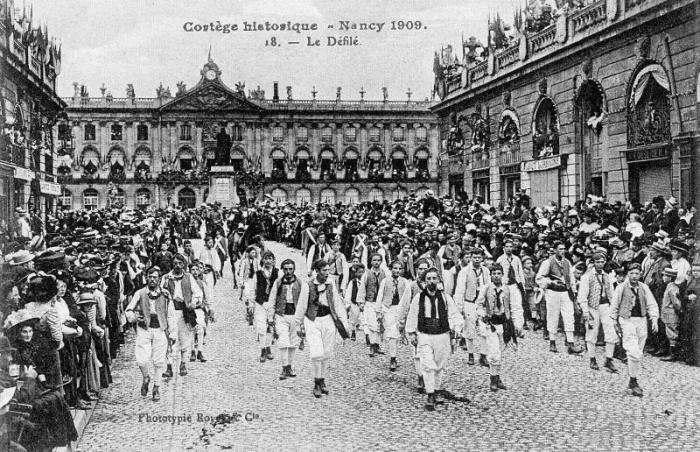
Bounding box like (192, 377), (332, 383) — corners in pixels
(159, 81), (262, 112)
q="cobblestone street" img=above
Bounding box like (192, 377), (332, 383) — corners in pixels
(78, 241), (700, 452)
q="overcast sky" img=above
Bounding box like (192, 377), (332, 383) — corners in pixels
(28, 0), (517, 101)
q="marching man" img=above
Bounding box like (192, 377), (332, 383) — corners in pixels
(357, 253), (389, 356)
(405, 267), (464, 411)
(399, 258), (431, 393)
(327, 238), (349, 294)
(266, 259), (308, 380)
(609, 263), (659, 397)
(295, 259), (349, 398)
(454, 248), (491, 366)
(476, 264), (517, 392)
(252, 251), (279, 363)
(306, 231), (331, 277)
(125, 266), (177, 402)
(576, 250), (618, 372)
(377, 260), (410, 371)
(161, 253), (202, 378)
(344, 263), (366, 341)
(496, 239), (525, 331)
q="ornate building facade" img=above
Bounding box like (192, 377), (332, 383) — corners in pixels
(434, 0), (699, 209)
(58, 59), (440, 210)
(1, 0), (65, 221)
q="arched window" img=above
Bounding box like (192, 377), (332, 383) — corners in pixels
(271, 188), (287, 204)
(59, 188), (72, 210)
(295, 148), (311, 181)
(367, 148), (383, 180)
(83, 188), (99, 211)
(320, 188), (336, 204)
(627, 63), (671, 147)
(110, 187), (125, 208)
(532, 98), (559, 158)
(178, 147), (195, 171)
(344, 188), (360, 205)
(498, 110), (520, 144)
(320, 148), (335, 180)
(135, 188), (151, 210)
(391, 148), (407, 180)
(296, 188), (311, 205)
(178, 187), (196, 208)
(368, 187), (383, 202)
(271, 148), (286, 181)
(343, 148), (359, 180)
(108, 146), (126, 165)
(231, 147), (246, 171)
(575, 80), (606, 196)
(134, 147), (152, 167)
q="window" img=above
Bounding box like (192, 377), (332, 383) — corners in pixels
(180, 158), (193, 171)
(180, 125), (192, 141)
(416, 126), (427, 142)
(83, 189), (99, 211)
(344, 127), (356, 142)
(232, 125), (243, 141)
(393, 127), (405, 141)
(532, 98), (559, 158)
(111, 124), (123, 141)
(137, 124), (148, 141)
(58, 124), (71, 141)
(297, 126), (308, 142)
(369, 127), (381, 142)
(44, 152), (53, 176)
(321, 127), (333, 142)
(136, 189), (151, 209)
(84, 124), (96, 141)
(59, 189), (72, 210)
(272, 126), (284, 142)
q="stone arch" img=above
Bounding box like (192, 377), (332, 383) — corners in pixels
(344, 187), (360, 204)
(107, 145), (126, 164)
(531, 96), (560, 158)
(178, 187), (197, 209)
(368, 187), (384, 202)
(80, 146), (100, 166)
(320, 188), (336, 204)
(626, 61), (672, 147)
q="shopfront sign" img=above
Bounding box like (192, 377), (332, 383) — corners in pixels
(624, 145), (671, 163)
(40, 180), (61, 196)
(14, 167), (34, 181)
(521, 155), (561, 172)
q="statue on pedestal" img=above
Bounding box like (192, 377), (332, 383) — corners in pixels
(215, 127), (231, 166)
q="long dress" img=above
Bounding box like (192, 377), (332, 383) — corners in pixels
(24, 302), (64, 390)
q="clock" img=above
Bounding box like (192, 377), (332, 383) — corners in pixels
(205, 69), (217, 80)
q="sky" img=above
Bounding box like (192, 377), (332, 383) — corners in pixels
(26, 0), (519, 101)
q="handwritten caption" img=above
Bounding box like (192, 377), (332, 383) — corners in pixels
(182, 20), (427, 47)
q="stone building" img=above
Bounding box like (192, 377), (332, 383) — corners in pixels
(433, 0), (699, 209)
(58, 58), (440, 210)
(0, 0), (65, 221)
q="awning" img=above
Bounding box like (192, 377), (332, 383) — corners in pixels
(344, 149), (359, 159)
(231, 149), (246, 159)
(415, 149), (429, 159)
(320, 150), (335, 159)
(391, 149), (407, 159)
(271, 149), (285, 159)
(367, 149), (383, 160)
(631, 64), (670, 106)
(295, 149), (310, 159)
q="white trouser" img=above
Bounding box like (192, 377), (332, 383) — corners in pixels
(275, 314), (300, 349)
(363, 302), (380, 344)
(545, 289), (575, 336)
(135, 327), (168, 386)
(348, 304), (361, 329)
(482, 324), (505, 375)
(382, 305), (401, 339)
(585, 304), (618, 359)
(508, 284), (524, 329)
(417, 332), (451, 394)
(174, 310), (194, 354)
(304, 315), (337, 361)
(462, 302), (486, 355)
(619, 316), (647, 379)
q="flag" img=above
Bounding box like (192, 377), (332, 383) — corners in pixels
(55, 43), (61, 75)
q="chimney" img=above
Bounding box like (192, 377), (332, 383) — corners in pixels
(273, 81), (279, 102)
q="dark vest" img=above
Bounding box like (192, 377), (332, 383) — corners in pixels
(255, 268), (279, 305)
(166, 273), (192, 310)
(547, 256), (572, 289)
(417, 291), (450, 335)
(306, 281), (334, 321)
(275, 278), (302, 315)
(365, 270), (385, 303)
(137, 288), (169, 331)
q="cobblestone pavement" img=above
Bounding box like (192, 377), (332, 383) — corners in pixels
(77, 241), (700, 452)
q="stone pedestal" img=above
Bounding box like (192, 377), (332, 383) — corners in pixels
(209, 166), (239, 207)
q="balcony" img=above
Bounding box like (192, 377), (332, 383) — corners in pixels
(471, 150), (490, 169)
(571, 0), (607, 35)
(498, 142), (522, 166)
